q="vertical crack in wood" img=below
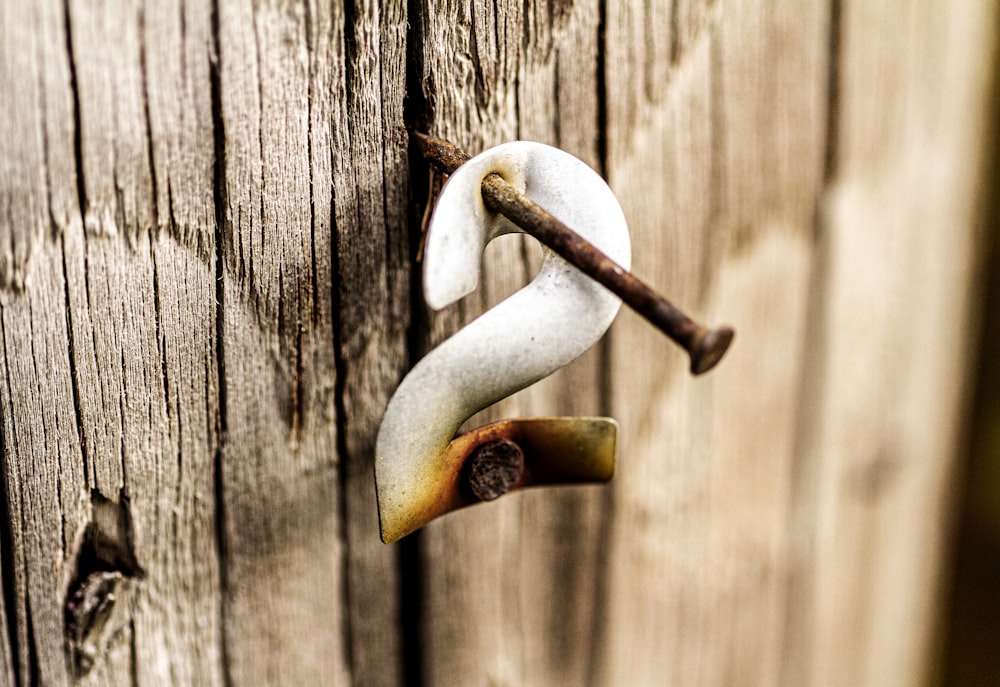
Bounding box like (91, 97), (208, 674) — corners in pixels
(304, 1), (319, 338)
(397, 534), (424, 687)
(116, 340), (129, 489)
(642, 0), (655, 101)
(330, 223), (354, 684)
(779, 1), (844, 683)
(511, 5), (522, 140)
(332, 2), (358, 679)
(60, 235), (88, 489)
(669, 0), (681, 64)
(296, 0), (314, 448)
(468, 5), (487, 112)
(381, 3), (410, 359)
(54, 0), (93, 531)
(703, 17), (725, 293)
(402, 0), (431, 358)
(376, 9), (392, 307)
(24, 594), (38, 685)
(0, 426), (22, 686)
(150, 237), (188, 530)
(398, 7), (428, 684)
(62, 0), (87, 224)
(551, 48), (562, 147)
(249, 8), (264, 297)
(595, 0), (609, 179)
(588, 1), (616, 682)
(149, 241), (170, 426)
(37, 21), (55, 251)
(62, 0), (103, 493)
(209, 1), (233, 685)
(820, 0), (843, 187)
(128, 617), (139, 686)
(138, 4), (160, 235)
(330, 168), (355, 686)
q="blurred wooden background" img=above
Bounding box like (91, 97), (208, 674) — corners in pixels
(940, 78), (1000, 685)
(0, 1), (996, 685)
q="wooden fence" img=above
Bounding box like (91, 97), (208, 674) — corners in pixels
(0, 1), (996, 685)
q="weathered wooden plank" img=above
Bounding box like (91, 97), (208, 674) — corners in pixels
(412, 2), (616, 685)
(330, 0), (411, 684)
(68, 0), (154, 239)
(2, 0), (226, 683)
(413, 1), (523, 681)
(142, 1), (219, 256)
(0, 1), (47, 292)
(1, 249), (89, 686)
(65, 1), (223, 683)
(3, 0), (411, 683)
(785, 4), (999, 686)
(216, 0), (351, 683)
(0, 4), (88, 686)
(0, 1), (994, 686)
(597, 2), (829, 685)
(512, 3), (614, 685)
(409, 1), (524, 682)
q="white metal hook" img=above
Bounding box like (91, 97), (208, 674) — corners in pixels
(374, 142), (632, 543)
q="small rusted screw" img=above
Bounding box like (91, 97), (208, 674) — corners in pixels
(464, 439), (526, 501)
(411, 131), (735, 375)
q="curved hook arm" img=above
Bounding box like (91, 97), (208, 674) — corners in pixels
(375, 142), (632, 542)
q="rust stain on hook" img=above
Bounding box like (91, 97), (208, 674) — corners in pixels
(379, 417), (616, 543)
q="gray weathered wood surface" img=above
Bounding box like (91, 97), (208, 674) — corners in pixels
(0, 1), (995, 685)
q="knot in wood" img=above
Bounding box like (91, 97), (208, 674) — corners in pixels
(464, 439), (525, 501)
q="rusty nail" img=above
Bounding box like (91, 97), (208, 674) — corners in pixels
(464, 438), (526, 501)
(411, 131), (735, 375)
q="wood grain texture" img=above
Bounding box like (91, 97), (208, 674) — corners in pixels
(598, 3), (828, 684)
(410, 3), (530, 684)
(0, 4), (79, 682)
(309, 0), (413, 684)
(331, 0), (411, 684)
(216, 0), (356, 683)
(2, 1), (225, 684)
(785, 3), (999, 686)
(0, 1), (48, 292)
(411, 2), (615, 685)
(0, 0), (996, 685)
(66, 0), (222, 679)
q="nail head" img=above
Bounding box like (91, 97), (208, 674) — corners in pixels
(464, 438), (525, 501)
(689, 326), (735, 375)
